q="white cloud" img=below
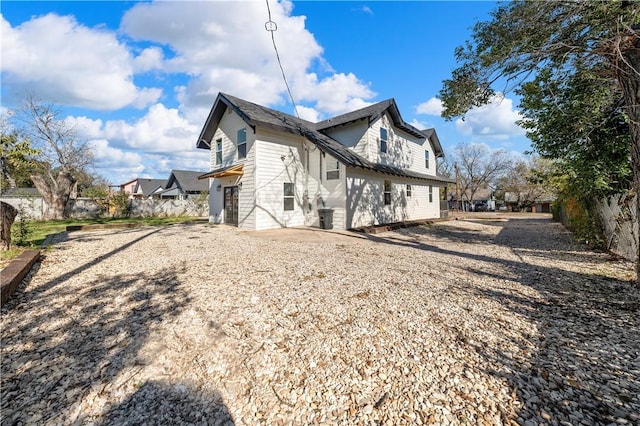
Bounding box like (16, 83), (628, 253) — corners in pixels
(0, 14), (161, 110)
(361, 6), (374, 15)
(408, 119), (431, 130)
(296, 73), (374, 115)
(455, 94), (525, 139)
(103, 103), (200, 153)
(88, 139), (143, 168)
(133, 47), (164, 73)
(296, 106), (321, 122)
(65, 116), (104, 139)
(416, 97), (443, 116)
(119, 1), (375, 118)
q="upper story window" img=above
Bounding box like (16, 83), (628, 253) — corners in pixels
(406, 184), (412, 197)
(283, 182), (295, 211)
(384, 179), (391, 205)
(237, 128), (247, 159)
(326, 159), (339, 180)
(380, 128), (388, 153)
(425, 150), (430, 169)
(215, 139), (222, 165)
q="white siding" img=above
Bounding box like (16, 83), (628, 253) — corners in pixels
(254, 130), (306, 230)
(304, 147), (346, 229)
(365, 112), (437, 175)
(207, 109), (256, 228)
(321, 120), (369, 159)
(346, 168), (440, 229)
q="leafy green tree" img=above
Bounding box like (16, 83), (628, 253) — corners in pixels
(518, 69), (631, 198)
(440, 1), (640, 284)
(0, 131), (41, 190)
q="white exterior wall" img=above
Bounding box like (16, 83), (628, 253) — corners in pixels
(321, 120), (369, 159)
(346, 169), (440, 229)
(204, 107), (443, 230)
(254, 130), (306, 230)
(207, 110), (256, 228)
(304, 147), (346, 229)
(364, 113), (436, 176)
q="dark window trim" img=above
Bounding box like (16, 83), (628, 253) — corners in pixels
(284, 182), (295, 211)
(384, 179), (391, 205)
(237, 128), (247, 159)
(380, 127), (388, 154)
(215, 138), (223, 165)
(326, 159), (339, 180)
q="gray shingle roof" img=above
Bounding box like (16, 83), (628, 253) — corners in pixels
(166, 170), (210, 193)
(314, 99), (428, 141)
(197, 93), (451, 183)
(135, 179), (165, 197)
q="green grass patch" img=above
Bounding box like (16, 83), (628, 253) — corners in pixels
(1, 247), (26, 263)
(11, 216), (205, 248)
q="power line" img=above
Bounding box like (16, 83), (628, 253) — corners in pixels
(265, 0), (300, 118)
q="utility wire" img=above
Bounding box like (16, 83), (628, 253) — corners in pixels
(265, 0), (300, 118)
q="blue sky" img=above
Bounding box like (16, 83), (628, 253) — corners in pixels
(1, 1), (529, 185)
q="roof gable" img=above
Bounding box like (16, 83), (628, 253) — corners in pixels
(314, 99), (426, 140)
(166, 170), (209, 193)
(197, 93), (317, 149)
(196, 93), (450, 183)
(135, 179), (165, 197)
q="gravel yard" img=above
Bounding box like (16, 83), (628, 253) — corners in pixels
(1, 216), (638, 425)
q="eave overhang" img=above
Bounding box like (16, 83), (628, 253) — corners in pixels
(198, 164), (244, 179)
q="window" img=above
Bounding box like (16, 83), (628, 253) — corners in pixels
(237, 128), (247, 159)
(380, 128), (388, 153)
(284, 183), (295, 211)
(429, 185), (433, 202)
(215, 139), (222, 165)
(326, 159), (339, 180)
(406, 184), (412, 197)
(384, 180), (391, 205)
(425, 150), (430, 169)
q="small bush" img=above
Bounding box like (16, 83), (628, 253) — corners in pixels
(13, 205), (33, 247)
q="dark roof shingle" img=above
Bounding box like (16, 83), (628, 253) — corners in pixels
(197, 93), (451, 183)
(166, 170), (210, 193)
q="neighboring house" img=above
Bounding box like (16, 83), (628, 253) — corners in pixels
(156, 170), (209, 200)
(120, 179), (138, 199)
(196, 93), (452, 230)
(505, 192), (554, 213)
(449, 186), (495, 212)
(132, 179), (165, 199)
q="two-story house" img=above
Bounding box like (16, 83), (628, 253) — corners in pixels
(196, 92), (452, 230)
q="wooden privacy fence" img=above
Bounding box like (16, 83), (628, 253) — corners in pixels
(596, 192), (638, 261)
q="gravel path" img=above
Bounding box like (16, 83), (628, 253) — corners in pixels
(1, 216), (638, 425)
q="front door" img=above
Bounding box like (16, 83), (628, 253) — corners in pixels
(224, 186), (239, 225)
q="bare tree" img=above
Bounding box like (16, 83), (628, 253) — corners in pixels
(17, 95), (93, 219)
(497, 157), (553, 211)
(453, 143), (513, 208)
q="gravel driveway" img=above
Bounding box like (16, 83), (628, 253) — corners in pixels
(1, 216), (638, 425)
